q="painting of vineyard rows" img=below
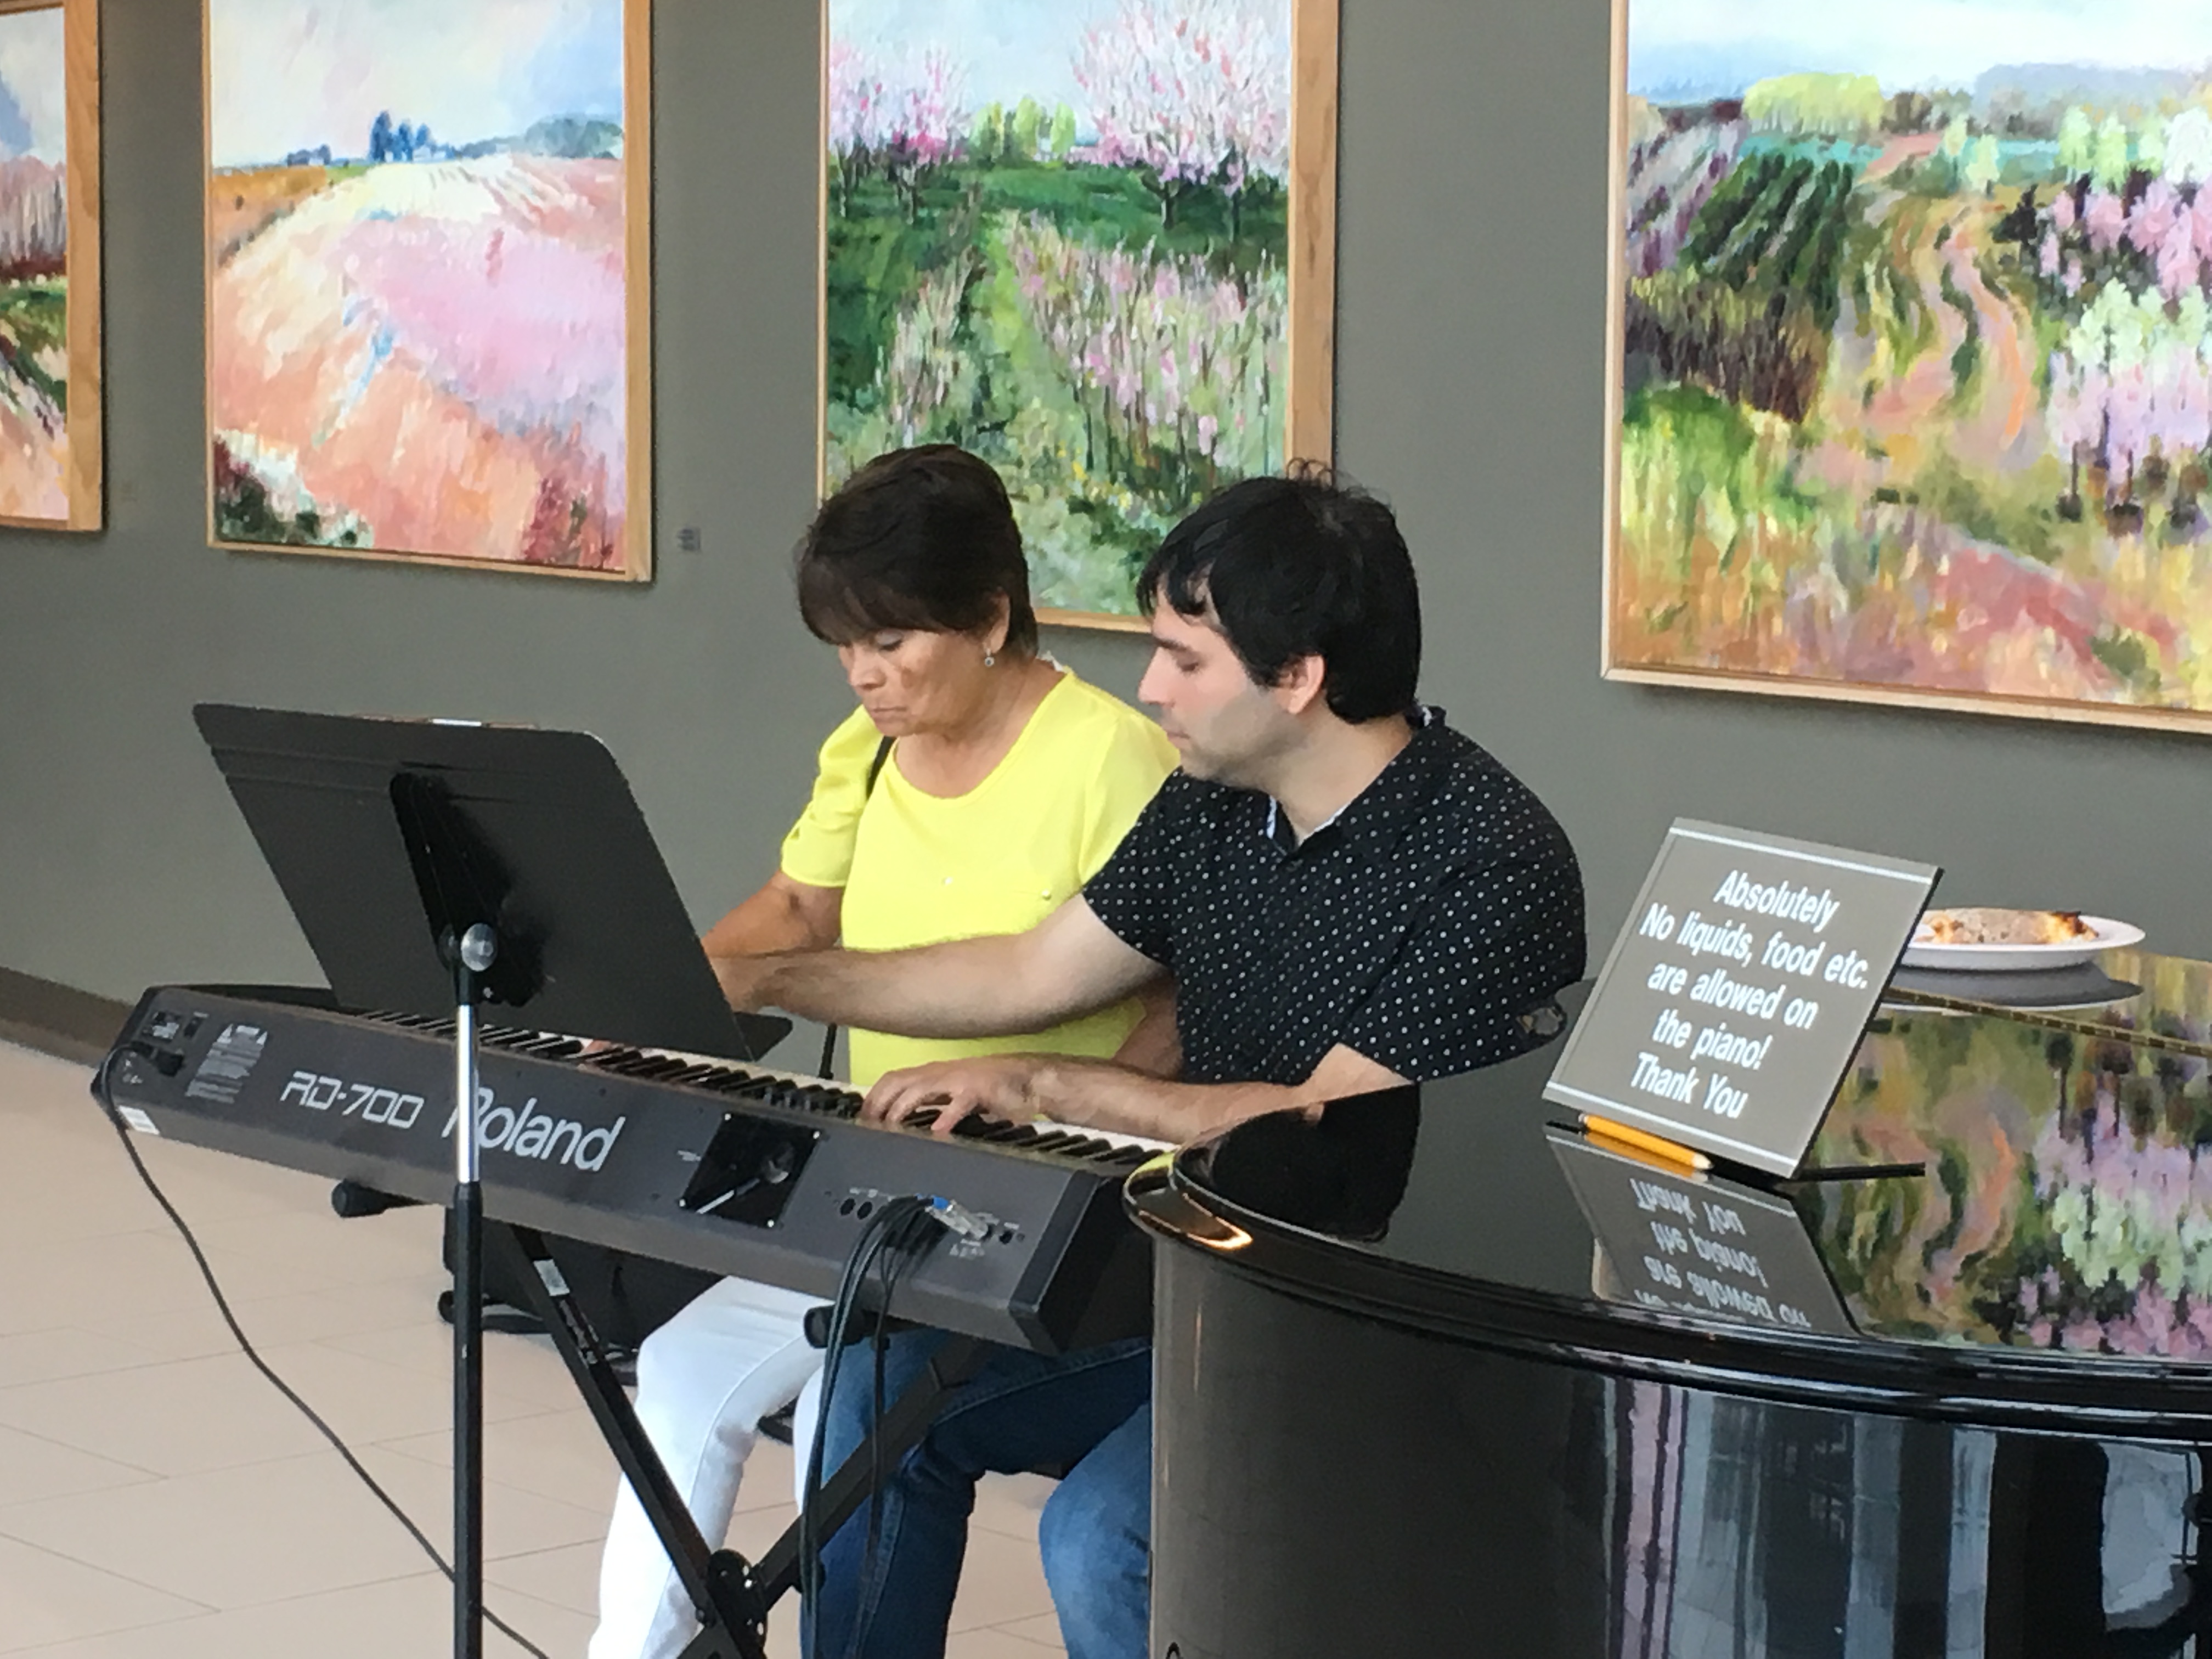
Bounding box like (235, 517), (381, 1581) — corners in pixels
(1611, 2), (2212, 727)
(205, 0), (648, 578)
(825, 0), (1334, 621)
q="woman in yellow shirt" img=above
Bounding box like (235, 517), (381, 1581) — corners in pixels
(590, 447), (1175, 1659)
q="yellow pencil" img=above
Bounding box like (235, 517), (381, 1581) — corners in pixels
(1579, 1113), (1712, 1174)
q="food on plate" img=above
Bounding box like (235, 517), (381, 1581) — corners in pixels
(1914, 907), (2097, 947)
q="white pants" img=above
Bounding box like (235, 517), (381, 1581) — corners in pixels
(589, 1276), (823, 1659)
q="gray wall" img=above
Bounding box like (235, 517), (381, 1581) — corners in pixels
(6, 0), (2211, 1013)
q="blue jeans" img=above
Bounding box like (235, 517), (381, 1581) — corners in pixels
(806, 1331), (1152, 1659)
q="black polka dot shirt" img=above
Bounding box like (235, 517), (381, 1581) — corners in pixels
(1084, 716), (1587, 1087)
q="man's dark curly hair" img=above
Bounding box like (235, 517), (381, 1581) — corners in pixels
(1138, 464), (1420, 721)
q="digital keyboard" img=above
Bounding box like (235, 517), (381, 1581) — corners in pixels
(100, 986), (1160, 1354)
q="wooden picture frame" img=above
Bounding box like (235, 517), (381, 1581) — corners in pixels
(202, 0), (651, 580)
(0, 0), (101, 532)
(820, 0), (1338, 629)
(1605, 0), (2212, 734)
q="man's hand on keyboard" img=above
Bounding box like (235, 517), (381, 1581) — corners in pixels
(861, 1054), (1046, 1135)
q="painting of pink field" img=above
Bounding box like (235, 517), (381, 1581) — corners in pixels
(205, 0), (648, 577)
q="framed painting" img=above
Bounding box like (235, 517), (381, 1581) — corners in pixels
(821, 0), (1338, 626)
(204, 0), (651, 579)
(1607, 1), (2212, 731)
(0, 0), (99, 531)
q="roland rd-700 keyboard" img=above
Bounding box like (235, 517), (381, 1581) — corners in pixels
(99, 985), (1159, 1354)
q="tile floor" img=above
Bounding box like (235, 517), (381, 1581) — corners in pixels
(0, 1040), (1069, 1657)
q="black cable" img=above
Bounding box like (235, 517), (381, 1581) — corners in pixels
(857, 1202), (944, 1655)
(803, 1205), (910, 1657)
(89, 1049), (553, 1659)
(804, 1224), (880, 1655)
(861, 1203), (939, 1588)
(800, 1195), (941, 1659)
(800, 1211), (876, 1647)
(861, 1220), (907, 1595)
(867, 1288), (891, 1578)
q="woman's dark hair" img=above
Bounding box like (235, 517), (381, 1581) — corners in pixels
(1136, 466), (1420, 722)
(796, 445), (1039, 657)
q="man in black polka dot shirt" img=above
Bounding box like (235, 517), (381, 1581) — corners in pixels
(1075, 634), (1584, 1095)
(726, 469), (1585, 1659)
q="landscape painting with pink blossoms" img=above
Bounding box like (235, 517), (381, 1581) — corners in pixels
(1612, 2), (2212, 727)
(826, 0), (1324, 619)
(205, 0), (646, 576)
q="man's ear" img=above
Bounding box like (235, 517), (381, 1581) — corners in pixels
(1271, 653), (1328, 716)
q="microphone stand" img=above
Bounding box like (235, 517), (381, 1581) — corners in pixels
(389, 769), (533, 1659)
(448, 919), (498, 1659)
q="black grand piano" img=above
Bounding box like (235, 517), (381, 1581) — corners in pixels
(1132, 951), (2212, 1658)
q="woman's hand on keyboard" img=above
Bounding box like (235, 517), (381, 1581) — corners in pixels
(861, 1054), (1045, 1135)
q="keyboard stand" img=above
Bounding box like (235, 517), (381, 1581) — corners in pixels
(492, 1222), (985, 1659)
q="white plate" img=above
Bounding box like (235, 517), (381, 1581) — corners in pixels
(1900, 915), (2143, 973)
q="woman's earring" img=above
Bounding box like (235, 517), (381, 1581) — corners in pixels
(984, 652), (996, 668)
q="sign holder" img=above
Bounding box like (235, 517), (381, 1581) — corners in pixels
(1544, 819), (1941, 1180)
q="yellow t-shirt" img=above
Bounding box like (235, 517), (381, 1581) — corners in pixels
(779, 672), (1177, 1087)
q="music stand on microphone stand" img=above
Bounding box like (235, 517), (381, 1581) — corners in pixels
(193, 704), (788, 1659)
(388, 772), (522, 1659)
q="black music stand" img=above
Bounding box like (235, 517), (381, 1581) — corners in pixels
(194, 704), (789, 1659)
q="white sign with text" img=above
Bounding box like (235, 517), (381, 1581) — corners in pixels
(1543, 821), (1939, 1175)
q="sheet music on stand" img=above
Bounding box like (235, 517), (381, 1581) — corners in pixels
(194, 704), (787, 1060)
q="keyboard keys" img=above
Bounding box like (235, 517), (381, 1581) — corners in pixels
(384, 1018), (1162, 1183)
